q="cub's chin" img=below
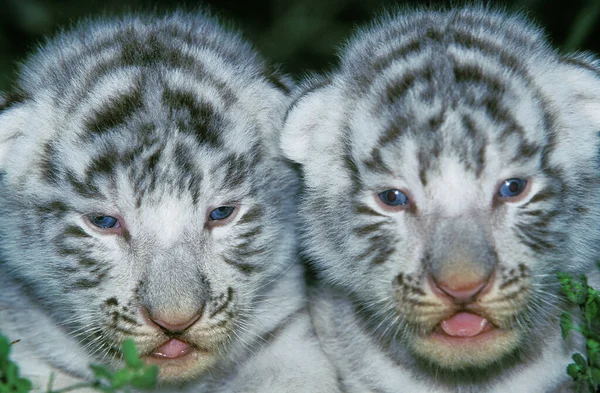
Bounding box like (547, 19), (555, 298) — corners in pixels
(408, 319), (522, 370)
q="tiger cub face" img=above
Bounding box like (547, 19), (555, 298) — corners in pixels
(282, 8), (600, 371)
(0, 14), (293, 382)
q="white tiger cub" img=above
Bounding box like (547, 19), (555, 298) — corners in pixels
(282, 7), (600, 393)
(0, 12), (338, 393)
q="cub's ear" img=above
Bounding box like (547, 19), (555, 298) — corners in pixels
(558, 54), (600, 125)
(0, 93), (29, 169)
(537, 54), (600, 171)
(281, 78), (341, 166)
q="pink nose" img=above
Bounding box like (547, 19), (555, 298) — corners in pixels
(143, 308), (202, 333)
(429, 271), (494, 303)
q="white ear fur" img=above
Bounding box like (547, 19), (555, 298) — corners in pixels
(0, 105), (28, 169)
(281, 86), (342, 166)
(537, 56), (600, 170)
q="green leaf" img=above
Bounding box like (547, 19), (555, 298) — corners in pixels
(568, 362), (582, 380)
(112, 368), (134, 389)
(122, 339), (143, 369)
(561, 312), (575, 340)
(591, 367), (600, 386)
(588, 339), (600, 357)
(130, 366), (159, 390)
(4, 362), (17, 385)
(13, 378), (32, 392)
(573, 353), (588, 371)
(0, 335), (10, 359)
(585, 296), (598, 325)
(90, 364), (114, 382)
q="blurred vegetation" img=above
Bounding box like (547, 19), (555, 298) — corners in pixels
(0, 0), (599, 91)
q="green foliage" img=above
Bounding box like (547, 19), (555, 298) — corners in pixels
(0, 334), (158, 393)
(0, 335), (33, 393)
(558, 272), (600, 393)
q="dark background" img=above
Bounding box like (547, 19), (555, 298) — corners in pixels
(1, 0), (599, 91)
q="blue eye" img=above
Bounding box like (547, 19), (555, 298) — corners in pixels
(209, 206), (235, 221)
(89, 215), (119, 229)
(498, 178), (527, 198)
(378, 189), (409, 206)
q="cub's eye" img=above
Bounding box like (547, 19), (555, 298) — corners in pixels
(88, 215), (119, 229)
(378, 189), (409, 207)
(498, 178), (528, 198)
(209, 206), (235, 221)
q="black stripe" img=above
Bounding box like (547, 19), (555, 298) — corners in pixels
(453, 63), (506, 95)
(35, 200), (70, 218)
(561, 55), (600, 76)
(231, 245), (268, 259)
(370, 246), (396, 265)
(376, 115), (410, 148)
(238, 206), (264, 225)
(354, 203), (385, 217)
(358, 234), (394, 265)
(451, 30), (530, 80)
(383, 64), (434, 106)
(341, 134), (360, 192)
(371, 39), (424, 74)
(362, 148), (391, 175)
(0, 89), (30, 111)
(223, 257), (257, 275)
(513, 223), (558, 253)
(261, 63), (291, 94)
(239, 227), (262, 239)
(353, 222), (384, 236)
(162, 87), (222, 147)
(73, 278), (102, 289)
(84, 86), (143, 137)
(38, 142), (62, 185)
(209, 287), (233, 318)
(66, 170), (104, 199)
(62, 226), (90, 239)
(222, 153), (251, 190)
(461, 114), (488, 177)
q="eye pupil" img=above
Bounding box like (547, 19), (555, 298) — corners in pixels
(209, 206), (235, 221)
(378, 189), (409, 207)
(498, 178), (527, 199)
(89, 215), (118, 229)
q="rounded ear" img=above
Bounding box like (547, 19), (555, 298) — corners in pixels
(281, 79), (340, 166)
(544, 55), (600, 160)
(557, 55), (600, 124)
(0, 104), (28, 170)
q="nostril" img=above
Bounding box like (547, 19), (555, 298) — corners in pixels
(152, 314), (201, 333)
(429, 271), (495, 303)
(142, 307), (203, 334)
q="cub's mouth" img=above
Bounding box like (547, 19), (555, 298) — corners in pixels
(412, 311), (517, 369)
(150, 338), (194, 359)
(435, 311), (495, 339)
(142, 339), (217, 381)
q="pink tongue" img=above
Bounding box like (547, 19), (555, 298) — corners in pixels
(441, 312), (488, 337)
(153, 339), (191, 359)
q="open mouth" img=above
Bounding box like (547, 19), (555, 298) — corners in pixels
(140, 338), (218, 381)
(440, 312), (492, 337)
(149, 339), (194, 360)
(430, 311), (501, 342)
(413, 311), (517, 368)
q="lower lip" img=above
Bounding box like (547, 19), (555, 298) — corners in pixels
(143, 350), (193, 363)
(429, 323), (504, 344)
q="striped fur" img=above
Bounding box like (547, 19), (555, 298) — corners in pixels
(0, 12), (337, 392)
(283, 7), (600, 393)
